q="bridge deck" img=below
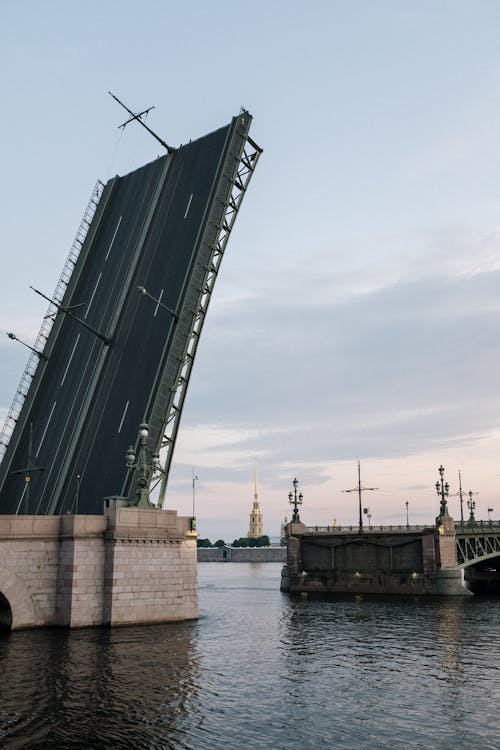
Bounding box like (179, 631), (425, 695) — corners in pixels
(0, 114), (259, 515)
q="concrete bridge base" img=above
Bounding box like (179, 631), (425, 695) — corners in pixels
(434, 569), (472, 596)
(0, 505), (198, 630)
(282, 516), (473, 597)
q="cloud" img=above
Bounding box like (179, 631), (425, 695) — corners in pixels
(163, 258), (500, 538)
(185, 268), (500, 432)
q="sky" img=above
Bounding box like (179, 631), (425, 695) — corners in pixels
(1, 1), (500, 541)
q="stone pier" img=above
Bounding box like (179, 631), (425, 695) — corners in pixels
(282, 514), (471, 596)
(0, 505), (198, 630)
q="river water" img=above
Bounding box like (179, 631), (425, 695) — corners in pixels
(0, 562), (499, 749)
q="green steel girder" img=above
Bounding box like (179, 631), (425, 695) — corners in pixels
(456, 530), (500, 568)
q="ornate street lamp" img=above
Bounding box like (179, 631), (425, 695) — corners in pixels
(467, 490), (476, 526)
(288, 477), (303, 523)
(435, 465), (449, 517)
(125, 423), (162, 507)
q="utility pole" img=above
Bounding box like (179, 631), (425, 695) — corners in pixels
(450, 470), (467, 525)
(342, 461), (378, 533)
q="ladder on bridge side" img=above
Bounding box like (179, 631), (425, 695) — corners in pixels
(0, 180), (104, 464)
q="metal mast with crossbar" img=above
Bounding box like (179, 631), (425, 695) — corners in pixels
(342, 461), (378, 533)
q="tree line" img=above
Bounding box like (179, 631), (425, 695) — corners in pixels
(197, 535), (270, 548)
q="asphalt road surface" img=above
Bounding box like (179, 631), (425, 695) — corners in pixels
(0, 114), (251, 514)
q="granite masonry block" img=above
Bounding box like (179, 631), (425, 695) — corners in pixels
(0, 512), (197, 629)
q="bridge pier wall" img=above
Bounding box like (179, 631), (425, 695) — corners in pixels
(282, 520), (471, 596)
(55, 517), (108, 627)
(0, 507), (198, 630)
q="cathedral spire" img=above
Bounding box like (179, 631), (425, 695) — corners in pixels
(248, 460), (263, 538)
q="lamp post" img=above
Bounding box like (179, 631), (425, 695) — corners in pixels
(11, 422), (45, 514)
(405, 500), (409, 528)
(288, 478), (303, 523)
(75, 474), (80, 514)
(192, 467), (199, 517)
(136, 286), (178, 319)
(488, 507), (493, 523)
(467, 490), (476, 526)
(6, 331), (48, 361)
(435, 465), (449, 517)
(125, 423), (160, 507)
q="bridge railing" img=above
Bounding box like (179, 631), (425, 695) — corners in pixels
(303, 525), (431, 533)
(300, 520), (500, 535)
(455, 520), (500, 534)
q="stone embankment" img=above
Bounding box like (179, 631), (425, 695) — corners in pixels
(198, 546), (286, 563)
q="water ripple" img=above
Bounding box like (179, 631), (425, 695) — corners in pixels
(1, 563), (499, 749)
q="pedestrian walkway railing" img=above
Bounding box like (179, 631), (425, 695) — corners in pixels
(303, 525), (430, 533)
(300, 520), (500, 534)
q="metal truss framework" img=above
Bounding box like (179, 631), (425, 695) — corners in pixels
(155, 132), (262, 507)
(0, 180), (104, 464)
(456, 524), (500, 567)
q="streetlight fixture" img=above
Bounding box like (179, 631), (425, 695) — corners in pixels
(488, 507), (494, 523)
(467, 490), (477, 526)
(136, 286), (178, 319)
(288, 478), (303, 523)
(125, 423), (162, 507)
(6, 331), (48, 361)
(405, 500), (409, 528)
(435, 465), (449, 517)
(192, 467), (199, 517)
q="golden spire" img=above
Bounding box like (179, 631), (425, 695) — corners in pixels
(248, 459), (263, 538)
(254, 459), (258, 502)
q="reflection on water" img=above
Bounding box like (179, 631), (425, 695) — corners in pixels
(0, 622), (199, 749)
(1, 563), (499, 749)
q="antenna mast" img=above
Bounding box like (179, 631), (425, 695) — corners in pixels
(108, 91), (175, 154)
(342, 460), (378, 533)
(450, 470), (468, 525)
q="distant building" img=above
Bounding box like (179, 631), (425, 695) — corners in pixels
(248, 463), (263, 538)
(280, 516), (288, 545)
